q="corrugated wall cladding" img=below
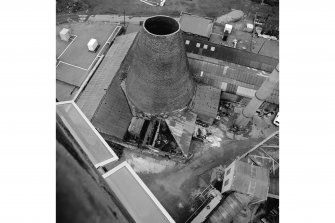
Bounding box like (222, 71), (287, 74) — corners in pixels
(183, 34), (278, 72)
(188, 55), (267, 87)
(188, 55), (279, 105)
(226, 83), (237, 94)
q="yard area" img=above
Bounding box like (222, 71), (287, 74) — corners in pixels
(79, 0), (278, 18)
(106, 102), (279, 222)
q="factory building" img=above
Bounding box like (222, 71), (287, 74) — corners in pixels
(57, 12), (279, 223)
(56, 102), (175, 223)
(75, 15), (223, 158)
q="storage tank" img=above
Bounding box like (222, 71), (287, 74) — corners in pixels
(125, 15), (195, 115)
(208, 192), (252, 223)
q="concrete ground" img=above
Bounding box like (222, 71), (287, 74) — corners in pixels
(115, 104), (278, 223)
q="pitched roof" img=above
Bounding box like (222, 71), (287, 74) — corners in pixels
(77, 32), (137, 120)
(191, 85), (221, 119)
(165, 111), (197, 156)
(77, 33), (138, 139)
(229, 161), (270, 203)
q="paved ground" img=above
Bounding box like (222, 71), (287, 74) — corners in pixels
(115, 106), (278, 222)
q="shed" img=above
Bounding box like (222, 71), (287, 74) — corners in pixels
(179, 13), (213, 39)
(88, 38), (98, 52)
(60, 28), (71, 42)
(221, 160), (270, 203)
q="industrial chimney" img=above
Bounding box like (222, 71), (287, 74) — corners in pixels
(125, 15), (195, 116)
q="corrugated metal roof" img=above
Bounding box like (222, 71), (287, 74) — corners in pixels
(179, 14), (213, 38)
(189, 53), (267, 87)
(188, 54), (279, 105)
(165, 111), (197, 156)
(191, 85), (221, 120)
(229, 161), (269, 202)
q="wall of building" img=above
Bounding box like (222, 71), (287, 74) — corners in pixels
(56, 115), (134, 223)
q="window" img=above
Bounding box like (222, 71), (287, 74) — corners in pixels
(203, 44), (208, 49)
(185, 40), (190, 45)
(196, 43), (201, 48)
(224, 179), (229, 186)
(226, 168), (231, 176)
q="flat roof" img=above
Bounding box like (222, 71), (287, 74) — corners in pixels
(56, 62), (87, 87)
(56, 22), (117, 68)
(191, 85), (221, 119)
(183, 34), (278, 72)
(56, 101), (118, 167)
(165, 111), (197, 156)
(56, 80), (78, 102)
(103, 162), (175, 223)
(179, 13), (213, 38)
(56, 22), (118, 101)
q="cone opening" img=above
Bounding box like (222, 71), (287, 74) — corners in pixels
(144, 16), (179, 36)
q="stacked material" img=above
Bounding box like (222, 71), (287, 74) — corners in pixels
(126, 15), (195, 115)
